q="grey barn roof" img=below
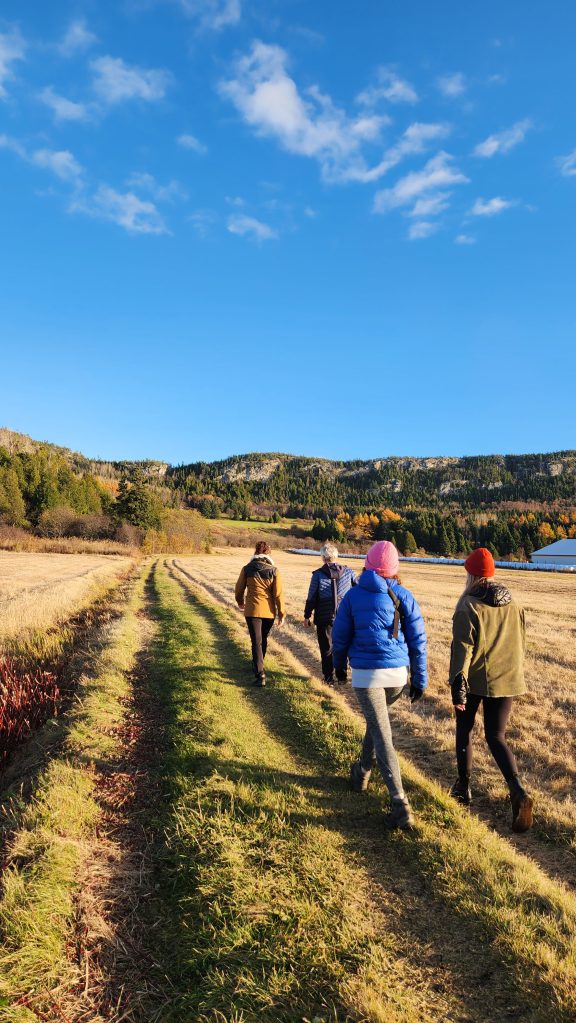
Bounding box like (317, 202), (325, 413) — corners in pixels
(532, 539), (576, 557)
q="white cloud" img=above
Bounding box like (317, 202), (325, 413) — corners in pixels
(227, 213), (277, 241)
(0, 29), (26, 99)
(357, 67), (418, 106)
(470, 196), (515, 216)
(373, 152), (469, 213)
(126, 171), (188, 202)
(474, 119), (531, 158)
(58, 19), (98, 57)
(177, 132), (207, 154)
(176, 0), (241, 29)
(220, 42), (443, 185)
(0, 132), (26, 159)
(558, 150), (576, 177)
(70, 185), (168, 234)
(437, 72), (466, 98)
(304, 206), (317, 218)
(408, 192), (451, 218)
(31, 148), (84, 183)
(455, 233), (476, 245)
(408, 220), (440, 240)
(91, 56), (171, 105)
(39, 86), (89, 123)
(189, 208), (217, 236)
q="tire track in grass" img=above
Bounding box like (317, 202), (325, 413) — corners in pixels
(166, 559), (576, 1023)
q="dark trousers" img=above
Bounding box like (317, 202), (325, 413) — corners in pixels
(246, 616), (274, 677)
(455, 695), (518, 781)
(316, 622), (334, 680)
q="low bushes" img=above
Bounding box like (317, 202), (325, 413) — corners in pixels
(0, 657), (60, 766)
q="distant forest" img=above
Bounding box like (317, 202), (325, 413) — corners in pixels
(1, 431), (575, 558)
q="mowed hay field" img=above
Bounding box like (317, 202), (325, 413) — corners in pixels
(0, 551), (133, 647)
(176, 547), (576, 884)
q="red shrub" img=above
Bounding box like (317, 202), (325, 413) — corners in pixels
(0, 657), (60, 766)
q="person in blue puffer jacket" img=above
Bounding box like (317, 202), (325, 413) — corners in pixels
(332, 540), (427, 830)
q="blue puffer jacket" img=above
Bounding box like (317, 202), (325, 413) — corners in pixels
(332, 570), (428, 689)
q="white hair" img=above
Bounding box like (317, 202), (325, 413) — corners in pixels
(320, 542), (339, 562)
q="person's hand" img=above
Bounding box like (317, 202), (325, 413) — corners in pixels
(450, 673), (469, 708)
(303, 618), (312, 628)
(237, 603), (245, 611)
(410, 685), (424, 704)
(277, 615), (285, 628)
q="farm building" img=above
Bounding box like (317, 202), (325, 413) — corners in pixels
(531, 539), (576, 567)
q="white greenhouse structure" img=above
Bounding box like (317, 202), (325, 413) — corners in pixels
(531, 539), (576, 567)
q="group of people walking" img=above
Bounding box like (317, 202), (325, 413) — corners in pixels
(234, 539), (533, 834)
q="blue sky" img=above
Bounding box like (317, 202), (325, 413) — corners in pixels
(1, 0), (575, 464)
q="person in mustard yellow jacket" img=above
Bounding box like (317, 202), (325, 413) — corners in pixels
(235, 541), (285, 687)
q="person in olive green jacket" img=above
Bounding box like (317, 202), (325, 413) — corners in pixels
(235, 541), (285, 687)
(448, 547), (533, 833)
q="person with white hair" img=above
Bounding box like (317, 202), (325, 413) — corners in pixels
(303, 542), (357, 685)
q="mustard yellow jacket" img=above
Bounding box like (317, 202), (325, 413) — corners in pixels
(235, 556), (285, 620)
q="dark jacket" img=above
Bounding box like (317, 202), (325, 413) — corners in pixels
(332, 570), (427, 689)
(449, 582), (526, 697)
(304, 563), (357, 625)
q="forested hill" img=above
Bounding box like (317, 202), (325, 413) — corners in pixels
(167, 451), (576, 511)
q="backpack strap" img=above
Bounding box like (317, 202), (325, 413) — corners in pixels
(387, 587), (403, 640)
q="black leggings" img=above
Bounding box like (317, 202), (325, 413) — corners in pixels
(455, 695), (518, 781)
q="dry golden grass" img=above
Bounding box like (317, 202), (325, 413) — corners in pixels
(0, 551), (134, 647)
(176, 546), (576, 887)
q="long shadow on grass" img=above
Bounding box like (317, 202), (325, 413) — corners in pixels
(166, 567), (575, 1023)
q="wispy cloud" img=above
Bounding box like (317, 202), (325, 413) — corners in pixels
(227, 213), (277, 241)
(437, 72), (466, 98)
(474, 119), (531, 158)
(408, 220), (440, 240)
(220, 42), (439, 185)
(31, 148), (84, 183)
(455, 233), (476, 245)
(189, 208), (217, 236)
(556, 149), (576, 177)
(373, 152), (468, 213)
(91, 56), (171, 105)
(175, 0), (241, 30)
(177, 132), (208, 154)
(357, 67), (418, 106)
(0, 133), (84, 183)
(126, 171), (188, 202)
(58, 19), (98, 57)
(0, 28), (26, 99)
(407, 192), (451, 218)
(39, 86), (89, 123)
(470, 196), (515, 216)
(70, 185), (168, 234)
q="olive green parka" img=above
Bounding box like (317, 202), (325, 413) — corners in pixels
(449, 582), (526, 698)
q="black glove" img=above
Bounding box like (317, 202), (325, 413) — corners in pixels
(451, 672), (469, 706)
(410, 685), (424, 703)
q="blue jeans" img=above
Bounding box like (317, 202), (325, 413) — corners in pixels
(354, 686), (405, 801)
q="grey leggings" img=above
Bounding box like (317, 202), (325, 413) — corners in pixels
(354, 686), (405, 801)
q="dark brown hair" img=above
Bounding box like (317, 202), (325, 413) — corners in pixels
(255, 541), (271, 555)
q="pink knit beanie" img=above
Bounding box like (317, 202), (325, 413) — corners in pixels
(365, 540), (400, 577)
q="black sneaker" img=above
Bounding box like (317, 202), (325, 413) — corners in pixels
(383, 798), (415, 831)
(253, 673), (266, 688)
(449, 777), (472, 806)
(349, 760), (371, 792)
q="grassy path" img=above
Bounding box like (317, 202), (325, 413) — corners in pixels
(2, 560), (576, 1022)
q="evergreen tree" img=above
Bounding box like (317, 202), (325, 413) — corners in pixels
(115, 470), (162, 529)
